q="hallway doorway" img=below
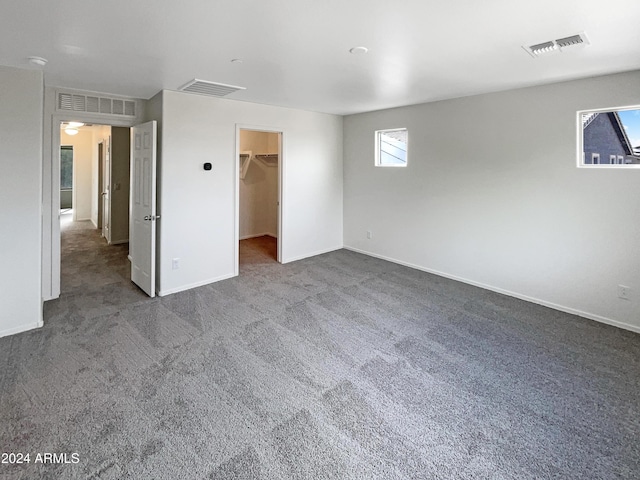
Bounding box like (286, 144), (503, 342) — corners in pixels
(44, 107), (146, 302)
(57, 122), (132, 296)
(237, 128), (282, 271)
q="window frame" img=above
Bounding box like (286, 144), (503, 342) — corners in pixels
(577, 104), (640, 169)
(375, 128), (408, 168)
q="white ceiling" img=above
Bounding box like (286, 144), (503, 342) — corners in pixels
(1, 0), (639, 115)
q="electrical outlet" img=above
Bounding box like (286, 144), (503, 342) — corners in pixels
(618, 285), (631, 300)
(172, 258), (180, 270)
(367, 231), (372, 240)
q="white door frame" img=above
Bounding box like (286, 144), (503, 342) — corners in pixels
(101, 135), (111, 242)
(46, 113), (136, 300)
(235, 124), (285, 275)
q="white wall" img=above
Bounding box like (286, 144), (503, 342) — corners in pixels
(60, 128), (93, 220)
(156, 90), (343, 295)
(344, 70), (640, 332)
(239, 130), (279, 239)
(0, 65), (43, 337)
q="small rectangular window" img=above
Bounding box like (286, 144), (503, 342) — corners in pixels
(578, 106), (640, 168)
(60, 146), (73, 189)
(375, 128), (407, 167)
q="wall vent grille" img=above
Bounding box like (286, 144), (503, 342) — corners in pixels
(58, 94), (72, 111)
(113, 99), (124, 115)
(86, 96), (99, 113)
(57, 91), (137, 117)
(100, 97), (112, 114)
(72, 95), (86, 111)
(178, 79), (246, 97)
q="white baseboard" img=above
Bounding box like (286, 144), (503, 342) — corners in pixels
(240, 232), (277, 240)
(283, 245), (343, 264)
(90, 218), (98, 229)
(157, 272), (236, 297)
(343, 246), (640, 335)
(109, 239), (128, 245)
(0, 321), (43, 339)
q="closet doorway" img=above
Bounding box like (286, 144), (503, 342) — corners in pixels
(237, 128), (282, 270)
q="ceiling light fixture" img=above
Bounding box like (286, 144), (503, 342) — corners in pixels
(65, 128), (79, 136)
(231, 59), (243, 64)
(28, 56), (48, 67)
(349, 46), (368, 55)
(67, 122), (85, 128)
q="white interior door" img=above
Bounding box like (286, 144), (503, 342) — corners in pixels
(97, 143), (104, 229)
(130, 121), (157, 297)
(101, 137), (110, 240)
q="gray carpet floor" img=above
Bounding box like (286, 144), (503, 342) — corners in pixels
(1, 220), (639, 479)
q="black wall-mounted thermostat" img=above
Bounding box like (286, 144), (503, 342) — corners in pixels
(203, 162), (212, 171)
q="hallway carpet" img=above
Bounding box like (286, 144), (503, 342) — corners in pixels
(1, 221), (639, 479)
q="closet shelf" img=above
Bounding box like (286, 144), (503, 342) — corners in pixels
(254, 153), (279, 167)
(239, 152), (279, 180)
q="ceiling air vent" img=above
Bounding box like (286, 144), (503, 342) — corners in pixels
(556, 34), (586, 48)
(523, 32), (589, 58)
(527, 41), (557, 56)
(178, 79), (246, 97)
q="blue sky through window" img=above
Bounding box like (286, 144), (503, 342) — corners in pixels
(618, 109), (640, 152)
(378, 129), (407, 166)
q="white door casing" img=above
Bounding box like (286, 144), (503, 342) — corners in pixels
(46, 107), (140, 302)
(235, 125), (285, 275)
(130, 121), (157, 297)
